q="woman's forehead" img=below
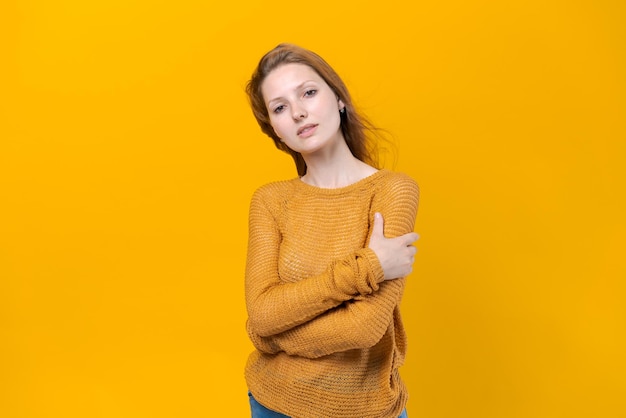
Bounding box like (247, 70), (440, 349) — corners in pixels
(262, 64), (326, 100)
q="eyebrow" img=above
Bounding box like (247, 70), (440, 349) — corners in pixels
(266, 80), (316, 107)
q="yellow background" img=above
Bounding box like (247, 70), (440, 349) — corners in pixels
(2, 1), (625, 417)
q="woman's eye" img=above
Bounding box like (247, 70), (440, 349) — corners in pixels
(304, 89), (317, 97)
(273, 105), (285, 114)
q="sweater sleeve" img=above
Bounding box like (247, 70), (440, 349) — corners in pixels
(248, 278), (405, 358)
(245, 185), (385, 338)
(248, 174), (420, 358)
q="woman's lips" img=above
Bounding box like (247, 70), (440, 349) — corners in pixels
(297, 124), (318, 138)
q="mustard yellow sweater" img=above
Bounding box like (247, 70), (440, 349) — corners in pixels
(245, 169), (419, 418)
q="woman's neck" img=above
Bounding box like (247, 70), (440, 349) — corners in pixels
(300, 144), (378, 189)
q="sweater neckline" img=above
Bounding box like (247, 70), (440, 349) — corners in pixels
(292, 169), (388, 195)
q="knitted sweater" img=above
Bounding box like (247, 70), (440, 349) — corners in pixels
(244, 169), (419, 418)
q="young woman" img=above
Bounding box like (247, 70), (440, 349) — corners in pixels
(244, 43), (420, 418)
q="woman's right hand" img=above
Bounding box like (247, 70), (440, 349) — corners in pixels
(368, 212), (419, 280)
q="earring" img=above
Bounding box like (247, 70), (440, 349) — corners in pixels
(339, 107), (346, 114)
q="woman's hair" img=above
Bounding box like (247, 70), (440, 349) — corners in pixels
(246, 43), (383, 176)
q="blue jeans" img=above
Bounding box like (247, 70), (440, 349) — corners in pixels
(249, 392), (408, 417)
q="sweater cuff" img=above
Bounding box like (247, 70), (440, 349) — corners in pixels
(360, 247), (386, 289)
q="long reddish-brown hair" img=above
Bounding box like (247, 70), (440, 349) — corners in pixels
(246, 43), (382, 176)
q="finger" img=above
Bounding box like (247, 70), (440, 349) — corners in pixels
(403, 232), (419, 245)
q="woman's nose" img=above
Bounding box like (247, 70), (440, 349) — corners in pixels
(292, 106), (307, 120)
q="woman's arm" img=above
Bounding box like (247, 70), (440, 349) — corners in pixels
(245, 186), (385, 338)
(248, 278), (405, 358)
(248, 174), (420, 358)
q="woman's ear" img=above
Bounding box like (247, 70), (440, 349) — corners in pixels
(338, 99), (345, 111)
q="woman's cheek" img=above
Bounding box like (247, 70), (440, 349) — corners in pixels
(272, 124), (286, 140)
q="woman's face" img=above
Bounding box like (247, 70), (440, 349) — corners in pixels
(262, 63), (345, 157)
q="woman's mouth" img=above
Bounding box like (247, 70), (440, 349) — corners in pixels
(297, 124), (318, 138)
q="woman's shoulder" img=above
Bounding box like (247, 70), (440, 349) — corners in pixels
(376, 169), (419, 191)
(250, 177), (301, 202)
